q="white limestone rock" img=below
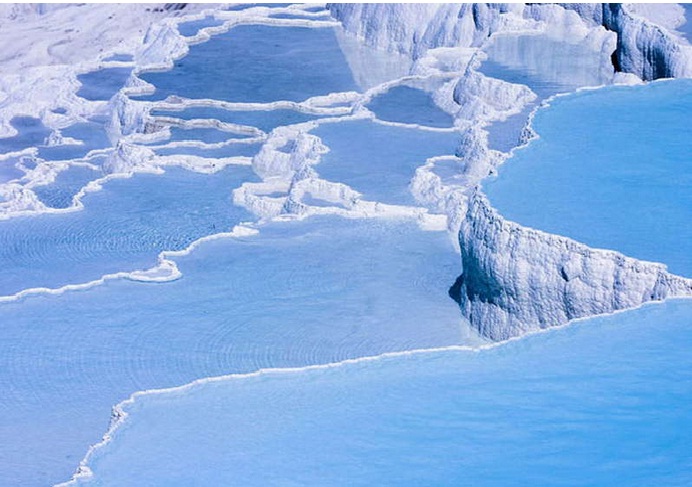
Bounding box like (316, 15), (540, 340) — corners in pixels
(457, 191), (692, 340)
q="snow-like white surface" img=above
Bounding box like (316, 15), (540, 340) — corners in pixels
(0, 4), (213, 138)
(625, 3), (686, 32)
(459, 191), (692, 340)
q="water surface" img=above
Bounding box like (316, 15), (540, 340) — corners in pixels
(136, 24), (358, 103)
(75, 299), (692, 487)
(485, 80), (692, 276)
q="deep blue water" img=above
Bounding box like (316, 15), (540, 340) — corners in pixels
(0, 117), (51, 154)
(0, 117), (110, 161)
(485, 80), (692, 277)
(0, 156), (25, 183)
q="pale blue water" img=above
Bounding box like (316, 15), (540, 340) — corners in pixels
(0, 117), (51, 154)
(166, 126), (240, 144)
(0, 156), (25, 182)
(38, 122), (111, 161)
(480, 32), (612, 153)
(136, 25), (358, 103)
(225, 4), (292, 11)
(75, 299), (692, 487)
(176, 16), (224, 37)
(154, 141), (260, 158)
(151, 106), (324, 133)
(367, 85), (454, 128)
(0, 216), (471, 487)
(7, 10), (689, 487)
(430, 156), (465, 182)
(33, 165), (99, 209)
(77, 68), (132, 101)
(485, 80), (692, 277)
(313, 120), (458, 206)
(0, 14), (476, 487)
(0, 165), (256, 296)
(269, 12), (330, 20)
(0, 117), (110, 161)
(480, 33), (612, 99)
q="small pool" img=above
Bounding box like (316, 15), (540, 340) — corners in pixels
(313, 120), (459, 206)
(366, 85), (454, 128)
(77, 67), (132, 101)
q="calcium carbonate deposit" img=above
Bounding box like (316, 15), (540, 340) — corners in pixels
(0, 4), (690, 487)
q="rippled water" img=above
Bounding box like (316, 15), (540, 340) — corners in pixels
(367, 86), (455, 128)
(0, 11), (476, 486)
(74, 300), (692, 487)
(33, 165), (99, 209)
(485, 80), (692, 276)
(0, 165), (256, 296)
(4, 6), (688, 487)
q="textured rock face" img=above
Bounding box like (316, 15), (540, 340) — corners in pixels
(328, 3), (517, 57)
(329, 3), (692, 81)
(562, 3), (692, 80)
(458, 192), (692, 340)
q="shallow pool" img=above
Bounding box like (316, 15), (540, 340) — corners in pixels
(313, 120), (459, 206)
(0, 165), (256, 296)
(136, 24), (358, 103)
(0, 216), (475, 487)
